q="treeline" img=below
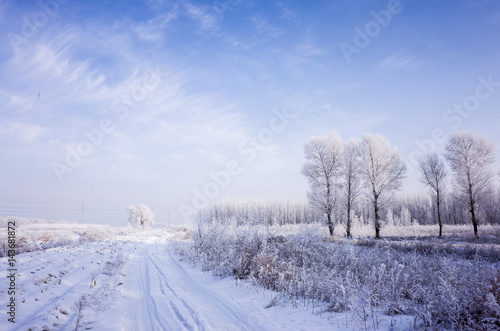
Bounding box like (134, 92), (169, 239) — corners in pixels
(197, 198), (322, 226)
(300, 131), (498, 238)
(197, 192), (500, 229)
(386, 194), (500, 226)
(354, 193), (500, 227)
(197, 131), (499, 238)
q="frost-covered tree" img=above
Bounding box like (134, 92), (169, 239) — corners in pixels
(358, 133), (407, 239)
(340, 139), (361, 238)
(351, 210), (362, 229)
(418, 152), (447, 237)
(128, 204), (155, 230)
(482, 186), (500, 225)
(301, 131), (343, 236)
(400, 206), (411, 227)
(444, 132), (495, 237)
(386, 208), (394, 227)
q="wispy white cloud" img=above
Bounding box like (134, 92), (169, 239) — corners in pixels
(110, 103), (247, 162)
(132, 10), (179, 42)
(0, 89), (34, 112)
(378, 52), (420, 70)
(0, 121), (46, 143)
(276, 2), (294, 21)
(0, 18), (251, 176)
(251, 16), (284, 38)
(295, 35), (326, 57)
(2, 34), (113, 113)
(427, 40), (457, 60)
(184, 3), (218, 32)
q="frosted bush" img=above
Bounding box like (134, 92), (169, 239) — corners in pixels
(176, 222), (500, 330)
(103, 252), (125, 276)
(0, 223), (117, 257)
(127, 204), (155, 230)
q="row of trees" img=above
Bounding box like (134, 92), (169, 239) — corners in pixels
(197, 198), (322, 226)
(374, 192), (500, 228)
(302, 131), (497, 238)
(195, 189), (500, 233)
(302, 132), (406, 238)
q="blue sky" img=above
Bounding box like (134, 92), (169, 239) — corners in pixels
(1, 0), (499, 226)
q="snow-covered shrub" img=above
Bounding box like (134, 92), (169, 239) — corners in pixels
(0, 216), (73, 227)
(175, 222), (500, 330)
(0, 223), (116, 257)
(103, 252), (125, 276)
(74, 294), (90, 331)
(187, 220), (266, 277)
(78, 225), (113, 243)
(127, 204), (155, 230)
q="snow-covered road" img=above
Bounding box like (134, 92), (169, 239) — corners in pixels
(123, 239), (259, 330)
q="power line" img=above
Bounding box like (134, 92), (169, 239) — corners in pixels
(0, 203), (182, 223)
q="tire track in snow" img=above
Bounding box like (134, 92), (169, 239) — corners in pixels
(150, 245), (255, 330)
(123, 240), (258, 331)
(148, 252), (203, 331)
(169, 300), (194, 331)
(147, 251), (195, 330)
(142, 255), (169, 330)
(125, 245), (172, 331)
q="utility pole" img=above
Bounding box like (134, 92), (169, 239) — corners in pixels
(168, 209), (171, 228)
(81, 204), (84, 224)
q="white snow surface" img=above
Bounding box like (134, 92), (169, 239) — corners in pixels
(1, 229), (412, 330)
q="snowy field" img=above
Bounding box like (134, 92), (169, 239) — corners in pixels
(1, 223), (499, 330)
(0, 227), (362, 331)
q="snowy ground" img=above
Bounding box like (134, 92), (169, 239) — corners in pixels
(1, 229), (414, 330)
